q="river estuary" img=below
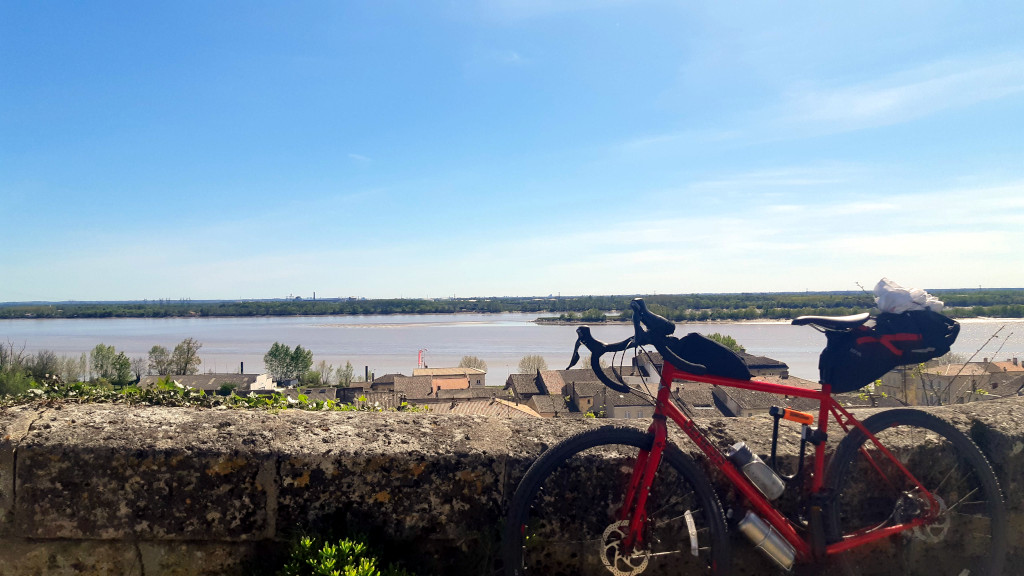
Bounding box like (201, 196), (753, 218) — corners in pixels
(1, 314), (1022, 386)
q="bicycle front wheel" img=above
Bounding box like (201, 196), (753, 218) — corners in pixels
(825, 409), (1007, 576)
(503, 426), (729, 576)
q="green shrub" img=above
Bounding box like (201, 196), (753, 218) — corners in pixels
(278, 536), (412, 576)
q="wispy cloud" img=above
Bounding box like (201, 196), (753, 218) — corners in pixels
(618, 129), (742, 151)
(689, 167), (851, 190)
(348, 153), (371, 163)
(783, 55), (1024, 133)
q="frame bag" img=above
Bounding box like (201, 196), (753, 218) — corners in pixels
(819, 309), (960, 393)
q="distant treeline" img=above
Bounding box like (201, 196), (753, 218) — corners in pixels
(2, 290), (1023, 321)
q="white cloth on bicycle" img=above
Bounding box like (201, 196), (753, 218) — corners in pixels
(874, 277), (944, 313)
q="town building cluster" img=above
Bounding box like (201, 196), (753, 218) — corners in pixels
(138, 351), (1024, 419)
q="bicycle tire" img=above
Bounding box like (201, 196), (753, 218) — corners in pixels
(503, 426), (730, 576)
(825, 408), (1007, 576)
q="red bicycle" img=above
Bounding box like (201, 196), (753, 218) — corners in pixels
(502, 298), (1006, 575)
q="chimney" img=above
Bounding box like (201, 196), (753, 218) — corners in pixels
(1014, 357), (1019, 366)
(240, 361), (244, 374)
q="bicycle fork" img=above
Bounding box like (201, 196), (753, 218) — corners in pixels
(616, 415), (671, 553)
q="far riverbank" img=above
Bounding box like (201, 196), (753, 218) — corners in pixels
(3, 314), (1022, 388)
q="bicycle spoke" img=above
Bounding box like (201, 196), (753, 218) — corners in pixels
(826, 410), (1006, 576)
(504, 427), (728, 575)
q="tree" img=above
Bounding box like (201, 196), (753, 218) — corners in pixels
(337, 361), (354, 387)
(57, 354), (86, 383)
(90, 344), (118, 381)
(263, 342), (314, 383)
(518, 354), (548, 374)
(264, 342), (291, 382)
(148, 345), (172, 375)
(0, 341), (32, 396)
(458, 355), (488, 372)
(314, 360), (334, 386)
(130, 356), (146, 382)
(28, 350), (60, 382)
(111, 352), (134, 387)
(170, 338), (203, 375)
(708, 333), (745, 353)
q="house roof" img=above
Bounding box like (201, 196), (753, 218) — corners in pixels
(392, 375), (434, 399)
(557, 369), (605, 385)
(638, 350), (788, 371)
(425, 397), (541, 418)
(713, 386), (778, 411)
(737, 352), (789, 370)
(506, 373), (543, 396)
(537, 370), (567, 394)
(433, 377), (470, 390)
(569, 380), (610, 398)
(923, 363), (992, 377)
(372, 373), (405, 385)
(569, 380), (653, 408)
(605, 390), (656, 407)
(527, 394), (570, 415)
(754, 375), (820, 389)
(413, 367), (486, 377)
(673, 382), (716, 408)
(987, 361), (1024, 373)
(436, 387), (507, 399)
(832, 392), (906, 409)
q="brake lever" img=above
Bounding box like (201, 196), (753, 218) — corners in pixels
(567, 336), (583, 370)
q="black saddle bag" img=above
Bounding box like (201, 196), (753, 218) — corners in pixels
(819, 309), (960, 393)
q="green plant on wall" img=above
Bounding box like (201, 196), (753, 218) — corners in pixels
(278, 536), (412, 576)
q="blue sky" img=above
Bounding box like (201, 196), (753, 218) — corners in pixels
(2, 1), (1022, 302)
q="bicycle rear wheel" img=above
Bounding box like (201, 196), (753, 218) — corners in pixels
(825, 409), (1006, 576)
(503, 426), (729, 576)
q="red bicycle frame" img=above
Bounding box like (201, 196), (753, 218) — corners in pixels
(614, 359), (941, 564)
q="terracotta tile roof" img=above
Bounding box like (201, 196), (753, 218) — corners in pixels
(425, 398), (540, 418)
(988, 361), (1024, 373)
(433, 377), (470, 390)
(538, 370), (566, 394)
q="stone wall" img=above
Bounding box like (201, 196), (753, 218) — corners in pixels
(1, 397), (1022, 575)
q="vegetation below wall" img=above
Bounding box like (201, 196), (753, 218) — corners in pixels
(0, 376), (426, 413)
(2, 289), (1023, 320)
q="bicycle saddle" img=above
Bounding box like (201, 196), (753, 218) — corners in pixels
(791, 312), (870, 331)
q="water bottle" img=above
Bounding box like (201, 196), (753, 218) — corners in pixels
(727, 441), (785, 500)
(736, 510), (796, 570)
